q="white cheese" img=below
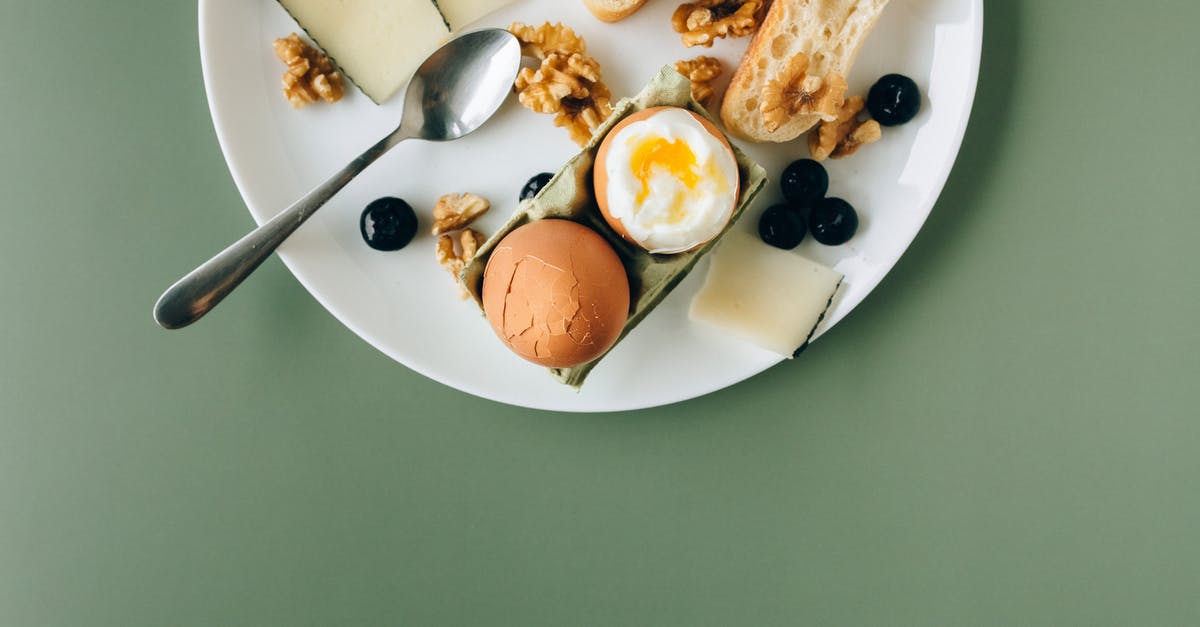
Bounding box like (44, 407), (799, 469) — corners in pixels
(689, 231), (843, 357)
(436, 0), (519, 31)
(278, 0), (450, 104)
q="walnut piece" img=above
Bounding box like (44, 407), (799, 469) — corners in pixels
(432, 193), (491, 236)
(672, 0), (763, 48)
(510, 23), (614, 146)
(675, 56), (723, 108)
(436, 229), (487, 299)
(273, 33), (343, 108)
(508, 21), (586, 59)
(432, 193), (491, 297)
(552, 77), (613, 145)
(760, 54), (847, 133)
(808, 96), (883, 161)
(460, 228), (485, 261)
(515, 53), (606, 114)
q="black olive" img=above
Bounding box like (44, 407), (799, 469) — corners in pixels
(360, 197), (418, 251)
(867, 74), (921, 126)
(780, 159), (829, 207)
(808, 197), (858, 246)
(758, 204), (807, 250)
(519, 172), (554, 201)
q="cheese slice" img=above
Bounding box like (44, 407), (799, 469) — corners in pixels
(436, 0), (519, 31)
(278, 0), (450, 104)
(689, 231), (843, 357)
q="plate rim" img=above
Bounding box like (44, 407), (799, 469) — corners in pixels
(197, 0), (984, 412)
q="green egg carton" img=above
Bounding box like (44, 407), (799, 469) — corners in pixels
(460, 66), (768, 388)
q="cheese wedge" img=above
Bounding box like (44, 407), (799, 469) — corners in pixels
(436, 0), (519, 31)
(689, 231), (843, 357)
(278, 0), (450, 104)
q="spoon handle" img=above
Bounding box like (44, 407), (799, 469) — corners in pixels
(153, 131), (409, 329)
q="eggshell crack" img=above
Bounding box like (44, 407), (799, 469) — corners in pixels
(481, 220), (629, 368)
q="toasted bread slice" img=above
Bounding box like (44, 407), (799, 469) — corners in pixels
(583, 0), (649, 22)
(721, 0), (890, 143)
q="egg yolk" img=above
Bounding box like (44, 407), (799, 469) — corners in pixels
(627, 135), (728, 226)
(630, 136), (699, 222)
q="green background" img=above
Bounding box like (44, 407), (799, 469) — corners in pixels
(2, 2), (1198, 625)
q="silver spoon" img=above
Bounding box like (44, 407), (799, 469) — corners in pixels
(154, 29), (522, 329)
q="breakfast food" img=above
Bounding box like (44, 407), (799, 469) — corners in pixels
(721, 0), (891, 142)
(594, 106), (740, 254)
(674, 56), (723, 108)
(690, 231), (842, 357)
(807, 198), (858, 245)
(428, 193), (492, 297)
(672, 0), (765, 48)
(482, 220), (631, 368)
(758, 204), (807, 250)
(460, 67), (768, 387)
(439, 230), (487, 273)
(360, 197), (418, 251)
(760, 55), (847, 134)
(519, 173), (555, 201)
(867, 73), (921, 126)
(218, 0), (933, 395)
(779, 159), (828, 206)
(509, 22), (614, 146)
(443, 231), (486, 273)
(806, 72), (925, 160)
(808, 96), (881, 160)
(763, 159), (859, 247)
(438, 0), (521, 31)
(277, 0), (448, 103)
(438, 229), (488, 298)
(583, 0), (650, 22)
(276, 0), (517, 104)
(431, 192), (490, 236)
(273, 33), (344, 108)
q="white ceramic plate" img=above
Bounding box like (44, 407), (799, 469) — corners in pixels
(198, 0), (982, 412)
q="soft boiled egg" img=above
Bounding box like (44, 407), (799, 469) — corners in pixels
(595, 106), (740, 254)
(482, 219), (630, 369)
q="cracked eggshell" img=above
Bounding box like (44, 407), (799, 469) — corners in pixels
(481, 219), (631, 368)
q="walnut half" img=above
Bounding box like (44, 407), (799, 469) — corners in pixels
(432, 193), (490, 236)
(437, 230), (487, 299)
(760, 54), (847, 133)
(273, 33), (343, 108)
(509, 23), (614, 146)
(672, 0), (764, 48)
(508, 21), (587, 59)
(675, 56), (723, 108)
(808, 96), (883, 161)
(515, 53), (606, 114)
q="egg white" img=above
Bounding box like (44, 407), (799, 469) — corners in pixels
(602, 109), (739, 254)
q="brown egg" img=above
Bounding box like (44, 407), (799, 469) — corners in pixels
(481, 219), (630, 368)
(595, 106), (740, 254)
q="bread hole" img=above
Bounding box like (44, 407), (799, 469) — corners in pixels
(757, 57), (768, 70)
(770, 34), (793, 58)
(745, 97), (757, 112)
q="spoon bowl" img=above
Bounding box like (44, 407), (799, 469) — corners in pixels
(401, 30), (523, 141)
(154, 29), (521, 330)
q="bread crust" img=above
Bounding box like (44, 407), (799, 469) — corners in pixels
(721, 2), (793, 141)
(583, 0), (650, 22)
(720, 0), (890, 143)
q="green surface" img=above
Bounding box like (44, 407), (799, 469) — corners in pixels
(1, 2), (1198, 626)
